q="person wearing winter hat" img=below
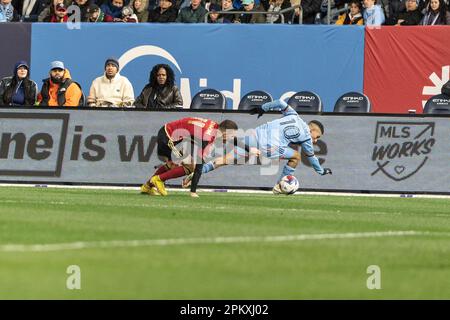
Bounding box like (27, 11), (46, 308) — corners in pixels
(38, 60), (83, 107)
(86, 4), (114, 22)
(0, 61), (38, 106)
(87, 58), (135, 108)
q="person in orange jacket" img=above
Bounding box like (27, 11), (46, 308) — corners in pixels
(38, 61), (83, 107)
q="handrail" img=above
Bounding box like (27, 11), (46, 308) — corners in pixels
(204, 10), (283, 23)
(279, 4), (303, 24)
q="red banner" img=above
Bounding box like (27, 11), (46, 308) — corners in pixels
(364, 26), (450, 114)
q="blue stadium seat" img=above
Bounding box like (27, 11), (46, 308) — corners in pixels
(190, 89), (226, 110)
(333, 92), (371, 113)
(287, 91), (322, 113)
(423, 94), (450, 114)
(238, 90), (273, 110)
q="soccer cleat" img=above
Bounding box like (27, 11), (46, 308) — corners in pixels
(272, 183), (282, 195)
(140, 183), (160, 196)
(150, 175), (168, 196)
(181, 173), (194, 189)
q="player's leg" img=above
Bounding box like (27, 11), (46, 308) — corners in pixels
(142, 127), (179, 196)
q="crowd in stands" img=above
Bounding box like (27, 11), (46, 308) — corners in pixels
(0, 0), (449, 25)
(0, 59), (184, 108)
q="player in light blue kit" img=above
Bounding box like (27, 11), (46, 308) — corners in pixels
(182, 99), (332, 192)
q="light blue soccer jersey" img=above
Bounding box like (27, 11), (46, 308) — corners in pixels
(254, 99), (325, 175)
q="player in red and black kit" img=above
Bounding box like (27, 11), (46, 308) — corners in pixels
(141, 117), (238, 197)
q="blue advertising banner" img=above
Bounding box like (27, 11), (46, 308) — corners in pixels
(31, 23), (364, 111)
(0, 23), (31, 80)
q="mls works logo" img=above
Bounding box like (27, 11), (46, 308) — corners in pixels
(371, 122), (435, 181)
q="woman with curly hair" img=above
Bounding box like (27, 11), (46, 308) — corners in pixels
(135, 64), (183, 109)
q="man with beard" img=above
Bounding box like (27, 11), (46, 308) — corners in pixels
(87, 57), (134, 107)
(38, 61), (83, 107)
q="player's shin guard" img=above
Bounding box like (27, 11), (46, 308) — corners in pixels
(279, 164), (296, 181)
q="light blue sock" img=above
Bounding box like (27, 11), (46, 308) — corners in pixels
(202, 162), (215, 174)
(279, 164), (296, 181)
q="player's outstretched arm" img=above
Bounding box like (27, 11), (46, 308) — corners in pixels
(301, 139), (332, 175)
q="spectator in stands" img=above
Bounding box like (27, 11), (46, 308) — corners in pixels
(132, 0), (148, 21)
(70, 0), (90, 21)
(299, 0), (322, 24)
(393, 0), (422, 25)
(335, 0), (364, 24)
(0, 0), (19, 22)
(38, 61), (83, 107)
(420, 0), (450, 25)
(50, 2), (69, 22)
(86, 3), (114, 21)
(14, 0), (47, 22)
(266, 0), (291, 23)
(87, 58), (134, 108)
(233, 0), (262, 10)
(101, 0), (130, 20)
(234, 0), (265, 23)
(219, 0), (236, 22)
(121, 5), (138, 21)
(363, 0), (385, 25)
(207, 3), (222, 22)
(289, 0), (301, 23)
(0, 61), (38, 106)
(38, 0), (71, 22)
(148, 0), (177, 22)
(135, 64), (183, 109)
(176, 0), (208, 22)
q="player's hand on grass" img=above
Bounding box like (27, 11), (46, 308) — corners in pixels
(190, 192), (199, 198)
(249, 107), (265, 119)
(322, 168), (332, 175)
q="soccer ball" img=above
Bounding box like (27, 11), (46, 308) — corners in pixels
(274, 175), (300, 195)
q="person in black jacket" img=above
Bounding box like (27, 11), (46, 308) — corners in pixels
(147, 0), (177, 22)
(394, 0), (422, 25)
(0, 61), (38, 106)
(291, 0), (321, 24)
(134, 64), (183, 109)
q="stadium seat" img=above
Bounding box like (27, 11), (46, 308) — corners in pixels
(287, 91), (322, 113)
(333, 92), (371, 113)
(238, 90), (273, 110)
(423, 94), (450, 114)
(190, 89), (226, 110)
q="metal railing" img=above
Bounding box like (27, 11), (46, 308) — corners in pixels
(203, 2), (349, 25)
(204, 10), (284, 24)
(204, 4), (303, 24)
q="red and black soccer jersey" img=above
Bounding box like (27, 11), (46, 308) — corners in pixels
(164, 117), (219, 158)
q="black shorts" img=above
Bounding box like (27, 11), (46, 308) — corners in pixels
(157, 126), (181, 161)
(157, 126), (211, 162)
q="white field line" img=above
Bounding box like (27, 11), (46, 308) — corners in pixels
(0, 230), (446, 253)
(1, 183), (450, 199)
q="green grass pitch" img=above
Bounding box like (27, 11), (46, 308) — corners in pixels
(0, 186), (449, 299)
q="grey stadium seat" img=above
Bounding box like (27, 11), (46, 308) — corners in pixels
(287, 91), (322, 113)
(190, 89), (226, 110)
(238, 90), (273, 110)
(423, 94), (450, 114)
(333, 92), (371, 113)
